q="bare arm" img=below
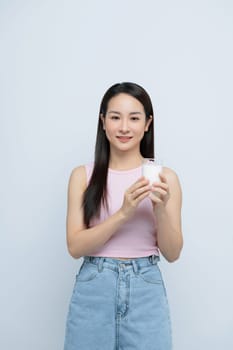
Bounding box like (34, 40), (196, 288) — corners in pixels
(150, 167), (183, 262)
(66, 166), (150, 259)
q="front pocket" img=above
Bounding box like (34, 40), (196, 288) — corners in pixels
(138, 265), (163, 284)
(76, 262), (98, 282)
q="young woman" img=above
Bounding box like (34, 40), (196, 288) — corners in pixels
(64, 82), (183, 350)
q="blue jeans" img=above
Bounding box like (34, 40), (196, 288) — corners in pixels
(64, 255), (172, 350)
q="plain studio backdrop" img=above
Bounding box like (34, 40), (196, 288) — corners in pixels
(1, 1), (233, 349)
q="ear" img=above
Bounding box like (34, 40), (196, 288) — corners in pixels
(100, 114), (105, 130)
(145, 116), (153, 132)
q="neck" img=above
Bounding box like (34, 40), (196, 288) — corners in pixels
(109, 149), (144, 170)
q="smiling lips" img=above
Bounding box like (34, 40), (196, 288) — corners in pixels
(116, 136), (133, 143)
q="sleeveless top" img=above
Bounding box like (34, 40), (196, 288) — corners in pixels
(85, 163), (160, 258)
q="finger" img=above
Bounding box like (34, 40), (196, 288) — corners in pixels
(149, 192), (163, 203)
(131, 184), (151, 200)
(159, 172), (168, 183)
(133, 189), (151, 205)
(127, 177), (150, 194)
(151, 187), (167, 196)
(151, 182), (169, 192)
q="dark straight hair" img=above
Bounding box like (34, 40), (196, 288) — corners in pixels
(82, 82), (155, 227)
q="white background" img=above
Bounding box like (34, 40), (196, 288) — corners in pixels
(1, 1), (233, 349)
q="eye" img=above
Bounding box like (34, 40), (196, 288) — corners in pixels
(110, 115), (120, 120)
(131, 116), (140, 121)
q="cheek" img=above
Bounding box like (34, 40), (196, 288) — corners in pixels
(104, 124), (117, 139)
(133, 124), (147, 135)
(105, 126), (116, 136)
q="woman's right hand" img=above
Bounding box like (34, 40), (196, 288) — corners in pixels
(120, 177), (151, 219)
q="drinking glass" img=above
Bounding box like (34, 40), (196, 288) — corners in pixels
(142, 157), (163, 185)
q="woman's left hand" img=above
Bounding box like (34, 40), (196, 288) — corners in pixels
(149, 173), (170, 209)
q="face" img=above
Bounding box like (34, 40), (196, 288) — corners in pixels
(101, 93), (152, 154)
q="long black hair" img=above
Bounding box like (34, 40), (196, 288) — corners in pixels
(82, 82), (155, 227)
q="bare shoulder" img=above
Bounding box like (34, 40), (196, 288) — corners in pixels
(162, 166), (182, 193)
(66, 165), (87, 242)
(162, 166), (180, 182)
(68, 165), (87, 193)
(70, 165), (86, 180)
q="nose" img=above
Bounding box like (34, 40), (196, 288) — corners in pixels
(119, 118), (129, 134)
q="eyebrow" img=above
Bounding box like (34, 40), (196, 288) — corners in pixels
(108, 111), (143, 115)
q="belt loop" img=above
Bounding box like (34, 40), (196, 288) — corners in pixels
(132, 260), (139, 275)
(98, 257), (105, 272)
(151, 255), (160, 265)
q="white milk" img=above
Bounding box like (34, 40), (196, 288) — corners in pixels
(142, 163), (162, 185)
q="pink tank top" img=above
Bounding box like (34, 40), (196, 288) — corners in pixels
(85, 163), (160, 258)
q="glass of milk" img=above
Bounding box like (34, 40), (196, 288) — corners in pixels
(142, 158), (163, 185)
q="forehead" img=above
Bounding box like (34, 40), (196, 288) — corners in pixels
(107, 93), (144, 112)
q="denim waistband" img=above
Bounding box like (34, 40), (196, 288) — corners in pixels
(83, 255), (160, 274)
